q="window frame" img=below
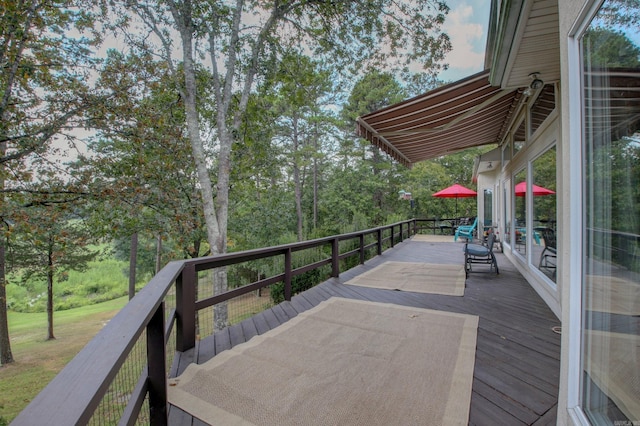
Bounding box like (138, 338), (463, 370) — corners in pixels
(566, 1), (599, 423)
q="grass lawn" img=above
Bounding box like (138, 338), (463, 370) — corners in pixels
(0, 297), (129, 423)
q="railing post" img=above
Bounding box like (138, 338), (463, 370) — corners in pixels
(399, 222), (404, 242)
(390, 225), (395, 247)
(284, 248), (292, 301)
(147, 302), (167, 425)
(176, 263), (196, 352)
(377, 229), (382, 256)
(359, 233), (365, 264)
(331, 238), (340, 277)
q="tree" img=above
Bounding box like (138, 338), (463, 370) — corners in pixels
(79, 49), (209, 262)
(106, 0), (451, 329)
(7, 192), (98, 340)
(0, 0), (100, 364)
(340, 71), (408, 225)
(598, 0), (640, 29)
(268, 52), (336, 241)
(583, 28), (640, 68)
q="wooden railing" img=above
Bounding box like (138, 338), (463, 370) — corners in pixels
(12, 219), (434, 425)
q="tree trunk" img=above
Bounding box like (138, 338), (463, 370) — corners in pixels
(293, 116), (304, 241)
(0, 138), (14, 364)
(170, 5), (229, 331)
(182, 48), (222, 253)
(47, 251), (55, 340)
(129, 232), (138, 300)
(0, 240), (14, 364)
(155, 233), (162, 274)
(372, 149), (384, 223)
(313, 122), (319, 230)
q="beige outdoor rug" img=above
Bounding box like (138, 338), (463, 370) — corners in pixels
(585, 275), (640, 315)
(345, 261), (466, 296)
(168, 297), (479, 426)
(412, 234), (456, 243)
(585, 330), (640, 421)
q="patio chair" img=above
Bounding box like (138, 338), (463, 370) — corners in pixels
(538, 227), (557, 278)
(455, 217), (478, 241)
(463, 232), (499, 277)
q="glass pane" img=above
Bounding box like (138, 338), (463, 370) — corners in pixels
(502, 141), (511, 165)
(581, 1), (640, 423)
(504, 179), (511, 246)
(483, 188), (493, 227)
(532, 147), (557, 282)
(514, 169), (527, 256)
(514, 121), (525, 155)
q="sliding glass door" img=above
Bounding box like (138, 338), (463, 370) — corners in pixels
(580, 1), (640, 422)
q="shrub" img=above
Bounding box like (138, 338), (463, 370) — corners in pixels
(270, 267), (328, 304)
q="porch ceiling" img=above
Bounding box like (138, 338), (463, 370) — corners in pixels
(355, 70), (522, 167)
(488, 0), (561, 89)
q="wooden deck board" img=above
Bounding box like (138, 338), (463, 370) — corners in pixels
(251, 311), (272, 336)
(270, 303), (292, 324)
(469, 392), (529, 426)
(471, 379), (539, 424)
(476, 331), (560, 390)
(226, 324), (246, 355)
(211, 326), (230, 357)
(170, 237), (561, 424)
(239, 317), (259, 342)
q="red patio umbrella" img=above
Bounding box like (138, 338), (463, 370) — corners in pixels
(432, 183), (477, 217)
(514, 182), (555, 196)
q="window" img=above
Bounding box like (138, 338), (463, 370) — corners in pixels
(532, 146), (557, 282)
(483, 188), (493, 228)
(513, 169), (527, 256)
(580, 1), (640, 423)
(514, 120), (526, 156)
(503, 178), (511, 247)
(502, 141), (511, 166)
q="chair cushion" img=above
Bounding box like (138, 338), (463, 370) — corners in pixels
(465, 245), (489, 256)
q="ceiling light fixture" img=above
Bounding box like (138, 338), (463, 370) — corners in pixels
(529, 72), (544, 90)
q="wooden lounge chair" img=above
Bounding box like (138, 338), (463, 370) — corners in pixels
(463, 232), (499, 277)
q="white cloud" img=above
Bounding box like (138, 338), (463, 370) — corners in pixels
(439, 2), (488, 81)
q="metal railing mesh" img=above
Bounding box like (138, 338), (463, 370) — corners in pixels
(88, 331), (147, 425)
(87, 283), (177, 425)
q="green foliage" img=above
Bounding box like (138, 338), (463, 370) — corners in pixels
(7, 200), (98, 276)
(583, 28), (640, 68)
(76, 49), (209, 260)
(270, 267), (329, 304)
(112, 234), (178, 278)
(6, 257), (136, 313)
(0, 1), (100, 167)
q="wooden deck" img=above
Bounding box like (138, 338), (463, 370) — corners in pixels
(168, 235), (561, 425)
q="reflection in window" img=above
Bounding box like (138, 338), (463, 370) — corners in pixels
(483, 189), (493, 228)
(502, 141), (511, 165)
(514, 169), (527, 256)
(581, 1), (640, 423)
(504, 180), (511, 246)
(514, 120), (525, 155)
(532, 147), (557, 282)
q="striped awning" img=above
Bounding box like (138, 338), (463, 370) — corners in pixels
(356, 70), (522, 167)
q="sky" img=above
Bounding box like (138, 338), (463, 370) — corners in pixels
(437, 0), (491, 82)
